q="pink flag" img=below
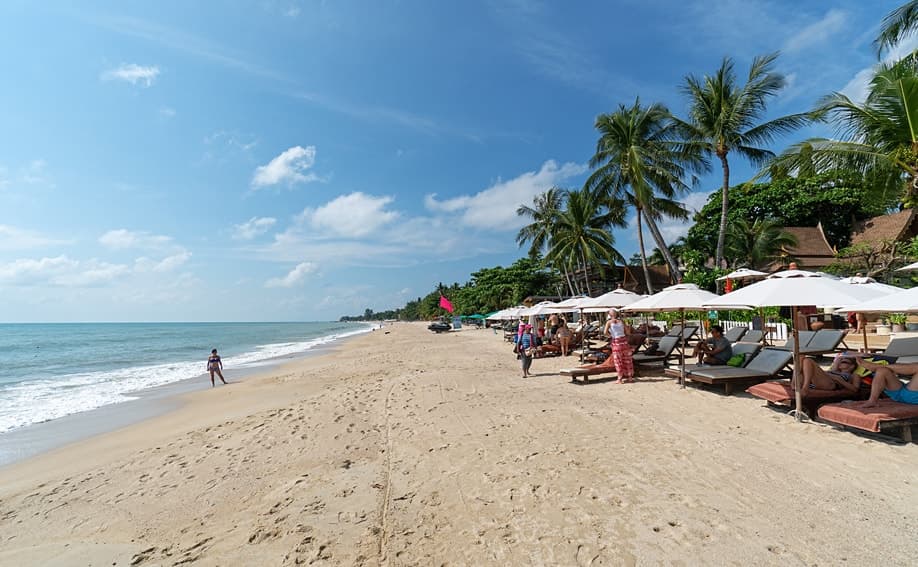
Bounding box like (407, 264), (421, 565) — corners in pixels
(439, 295), (454, 313)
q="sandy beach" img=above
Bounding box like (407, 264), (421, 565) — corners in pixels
(0, 322), (916, 566)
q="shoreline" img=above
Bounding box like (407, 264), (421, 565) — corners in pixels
(0, 321), (915, 565)
(0, 325), (376, 469)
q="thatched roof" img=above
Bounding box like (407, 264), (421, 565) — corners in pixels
(767, 223), (836, 270)
(850, 209), (918, 248)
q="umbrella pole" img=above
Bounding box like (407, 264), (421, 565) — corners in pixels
(862, 317), (868, 353)
(791, 306), (805, 422)
(680, 308), (686, 389)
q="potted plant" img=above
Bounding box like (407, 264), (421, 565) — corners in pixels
(889, 313), (907, 333)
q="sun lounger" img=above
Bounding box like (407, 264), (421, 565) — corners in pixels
(685, 348), (794, 394)
(817, 400), (918, 442)
(559, 359), (617, 382)
(742, 329), (764, 344)
(746, 381), (868, 416)
(631, 335), (680, 367)
(773, 331), (815, 352)
(880, 337), (918, 364)
(723, 327), (747, 343)
(799, 329), (845, 355)
(664, 342), (762, 378)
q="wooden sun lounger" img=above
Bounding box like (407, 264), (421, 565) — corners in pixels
(817, 400), (918, 442)
(746, 381), (868, 417)
(723, 327), (747, 343)
(685, 348), (794, 395)
(742, 329), (765, 344)
(664, 342), (762, 379)
(799, 329), (845, 355)
(559, 361), (617, 382)
(631, 336), (680, 367)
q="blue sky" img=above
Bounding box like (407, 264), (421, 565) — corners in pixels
(0, 0), (909, 321)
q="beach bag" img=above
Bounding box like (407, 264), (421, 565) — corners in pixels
(726, 354), (745, 367)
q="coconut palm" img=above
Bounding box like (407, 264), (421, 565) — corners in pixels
(876, 1), (918, 57)
(545, 189), (625, 296)
(725, 218), (798, 269)
(585, 99), (706, 293)
(768, 59), (918, 207)
(675, 53), (809, 269)
(516, 188), (576, 293)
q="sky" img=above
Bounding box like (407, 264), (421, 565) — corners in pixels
(0, 0), (911, 322)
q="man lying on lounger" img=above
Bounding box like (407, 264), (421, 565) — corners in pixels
(856, 358), (918, 407)
(693, 325), (732, 365)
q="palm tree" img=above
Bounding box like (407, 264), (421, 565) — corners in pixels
(768, 59), (918, 207)
(876, 1), (918, 57)
(724, 218), (798, 268)
(585, 99), (706, 293)
(676, 53), (809, 269)
(545, 189), (625, 296)
(516, 188), (576, 293)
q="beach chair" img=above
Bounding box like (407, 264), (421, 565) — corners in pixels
(631, 336), (680, 368)
(817, 400), (918, 442)
(559, 359), (617, 383)
(742, 329), (764, 344)
(881, 337), (918, 364)
(684, 348), (794, 394)
(723, 326), (747, 343)
(799, 329), (845, 355)
(664, 341), (762, 379)
(776, 331), (815, 351)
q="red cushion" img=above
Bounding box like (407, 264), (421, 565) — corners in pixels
(817, 400), (918, 432)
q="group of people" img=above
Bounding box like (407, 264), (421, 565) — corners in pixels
(512, 304), (918, 412)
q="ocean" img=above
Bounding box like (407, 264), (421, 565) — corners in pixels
(0, 321), (375, 435)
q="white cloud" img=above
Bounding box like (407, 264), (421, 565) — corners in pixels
(840, 36), (918, 103)
(265, 261), (318, 287)
(424, 160), (587, 230)
(101, 63), (160, 87)
(99, 229), (172, 250)
(0, 225), (69, 250)
(134, 250), (191, 273)
(232, 217), (277, 240)
(251, 146), (320, 188)
(0, 256), (129, 287)
(20, 160), (50, 185)
(159, 106), (176, 118)
(782, 9), (847, 53)
(299, 192), (399, 237)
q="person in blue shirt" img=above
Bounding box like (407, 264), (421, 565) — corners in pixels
(515, 324), (535, 378)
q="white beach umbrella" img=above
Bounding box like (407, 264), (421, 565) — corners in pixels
(624, 283), (722, 388)
(705, 269), (881, 420)
(839, 285), (918, 313)
(544, 295), (591, 313)
(837, 277), (905, 350)
(581, 288), (645, 313)
(896, 261), (918, 271)
(716, 268), (768, 281)
(518, 301), (560, 317)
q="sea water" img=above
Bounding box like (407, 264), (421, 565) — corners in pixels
(0, 321), (374, 434)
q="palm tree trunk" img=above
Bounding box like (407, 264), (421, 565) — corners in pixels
(636, 209), (654, 294)
(643, 212), (681, 284)
(562, 266), (576, 296)
(579, 252), (593, 296)
(715, 154), (731, 269)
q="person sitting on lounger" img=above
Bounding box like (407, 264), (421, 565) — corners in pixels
(800, 355), (866, 397)
(855, 358), (918, 407)
(693, 325), (732, 365)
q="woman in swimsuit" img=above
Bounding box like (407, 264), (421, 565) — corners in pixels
(800, 355), (864, 397)
(207, 348), (227, 387)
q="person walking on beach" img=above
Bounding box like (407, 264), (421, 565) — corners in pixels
(207, 349), (227, 387)
(604, 309), (635, 383)
(515, 324), (535, 378)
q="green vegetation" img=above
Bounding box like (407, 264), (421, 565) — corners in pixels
(341, 2), (918, 322)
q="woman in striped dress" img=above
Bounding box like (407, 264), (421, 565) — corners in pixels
(604, 309), (635, 383)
